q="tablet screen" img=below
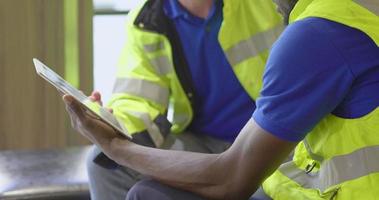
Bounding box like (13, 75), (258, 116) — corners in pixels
(33, 58), (132, 139)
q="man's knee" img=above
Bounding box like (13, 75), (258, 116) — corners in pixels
(86, 146), (118, 183)
(126, 179), (205, 200)
(86, 145), (102, 175)
(126, 180), (161, 200)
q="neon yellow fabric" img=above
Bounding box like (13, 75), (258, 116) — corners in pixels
(108, 0), (282, 137)
(290, 0), (379, 46)
(220, 0), (283, 99)
(263, 1), (379, 199)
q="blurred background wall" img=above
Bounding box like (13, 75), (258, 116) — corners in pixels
(0, 0), (93, 150)
(0, 0), (145, 150)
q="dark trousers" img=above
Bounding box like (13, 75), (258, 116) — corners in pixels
(126, 179), (271, 200)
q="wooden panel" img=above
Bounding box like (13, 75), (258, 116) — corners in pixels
(0, 0), (93, 150)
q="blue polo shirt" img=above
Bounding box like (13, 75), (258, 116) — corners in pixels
(253, 17), (379, 142)
(164, 0), (256, 142)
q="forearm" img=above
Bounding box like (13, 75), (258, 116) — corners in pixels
(105, 138), (234, 199)
(93, 119), (295, 200)
(64, 95), (297, 199)
(63, 95), (241, 198)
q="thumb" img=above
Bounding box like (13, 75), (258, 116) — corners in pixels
(63, 95), (86, 119)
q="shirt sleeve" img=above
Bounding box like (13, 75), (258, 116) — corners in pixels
(252, 18), (355, 142)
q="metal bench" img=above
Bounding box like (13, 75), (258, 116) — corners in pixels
(0, 146), (91, 200)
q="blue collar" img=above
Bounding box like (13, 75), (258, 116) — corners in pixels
(164, 0), (222, 24)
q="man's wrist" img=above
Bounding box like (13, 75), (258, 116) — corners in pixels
(104, 137), (136, 166)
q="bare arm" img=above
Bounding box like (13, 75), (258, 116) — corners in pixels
(63, 95), (296, 200)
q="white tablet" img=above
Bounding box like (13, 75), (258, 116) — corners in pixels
(33, 58), (132, 139)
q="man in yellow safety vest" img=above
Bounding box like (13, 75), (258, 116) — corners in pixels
(83, 0), (282, 199)
(64, 0), (379, 199)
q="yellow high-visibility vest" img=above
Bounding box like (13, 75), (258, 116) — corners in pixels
(263, 0), (379, 199)
(108, 0), (282, 146)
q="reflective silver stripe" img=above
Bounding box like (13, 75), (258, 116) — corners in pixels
(144, 42), (165, 52)
(279, 145), (379, 191)
(129, 111), (165, 147)
(354, 0), (379, 15)
(172, 113), (189, 125)
(225, 25), (284, 66)
(150, 56), (172, 75)
(167, 103), (175, 123)
(167, 103), (190, 125)
(113, 78), (169, 106)
(303, 139), (324, 162)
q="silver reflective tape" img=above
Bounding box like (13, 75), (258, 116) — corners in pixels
(172, 113), (189, 125)
(165, 103), (189, 125)
(355, 0), (379, 15)
(279, 145), (379, 191)
(129, 111), (164, 147)
(144, 42), (165, 52)
(225, 25), (284, 66)
(150, 56), (172, 75)
(167, 103), (174, 123)
(113, 78), (169, 106)
(303, 140), (324, 162)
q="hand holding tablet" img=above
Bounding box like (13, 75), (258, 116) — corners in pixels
(33, 58), (132, 139)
